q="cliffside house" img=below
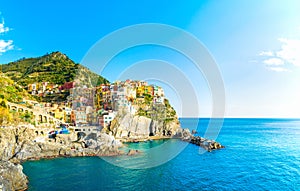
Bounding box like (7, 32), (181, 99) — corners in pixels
(74, 109), (87, 125)
(87, 112), (99, 125)
(103, 111), (116, 128)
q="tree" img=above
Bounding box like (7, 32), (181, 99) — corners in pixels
(143, 94), (153, 104)
(0, 108), (12, 125)
(0, 100), (7, 108)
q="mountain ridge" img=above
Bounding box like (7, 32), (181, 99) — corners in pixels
(0, 51), (109, 88)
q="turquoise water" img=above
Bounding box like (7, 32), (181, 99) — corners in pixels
(23, 118), (300, 190)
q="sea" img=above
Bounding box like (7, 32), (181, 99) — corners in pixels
(23, 118), (300, 191)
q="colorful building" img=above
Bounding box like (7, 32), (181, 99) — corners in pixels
(59, 82), (75, 91)
(75, 110), (87, 124)
(64, 107), (72, 123)
(103, 112), (116, 128)
(154, 85), (164, 97)
(144, 86), (154, 96)
(126, 86), (136, 100)
(153, 85), (165, 103)
(52, 107), (65, 122)
(136, 86), (145, 97)
(70, 110), (76, 124)
(87, 112), (99, 125)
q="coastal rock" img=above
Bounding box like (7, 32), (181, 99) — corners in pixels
(0, 127), (41, 161)
(188, 136), (225, 151)
(112, 113), (152, 138)
(0, 122), (223, 190)
(127, 149), (140, 156)
(94, 133), (123, 156)
(0, 161), (28, 191)
(0, 175), (11, 191)
(0, 126), (125, 190)
(14, 141), (42, 161)
(110, 112), (180, 140)
(173, 128), (193, 140)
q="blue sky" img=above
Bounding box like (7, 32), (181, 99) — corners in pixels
(0, 0), (299, 118)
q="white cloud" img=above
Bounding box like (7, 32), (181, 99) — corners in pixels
(263, 58), (284, 66)
(0, 39), (14, 54)
(276, 38), (300, 67)
(258, 32), (300, 72)
(0, 17), (14, 54)
(259, 51), (274, 56)
(267, 67), (290, 72)
(0, 19), (10, 34)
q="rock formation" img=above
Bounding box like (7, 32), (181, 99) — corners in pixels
(0, 122), (224, 190)
(0, 161), (28, 191)
(0, 126), (123, 190)
(189, 136), (225, 151)
(180, 128), (225, 151)
(127, 149), (141, 156)
(108, 112), (180, 140)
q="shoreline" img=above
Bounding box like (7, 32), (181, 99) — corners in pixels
(0, 127), (224, 190)
(0, 127), (124, 190)
(117, 136), (172, 143)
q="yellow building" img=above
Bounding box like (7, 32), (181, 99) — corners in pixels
(144, 86), (154, 96)
(136, 86), (145, 97)
(136, 85), (153, 97)
(53, 108), (65, 122)
(28, 83), (38, 92)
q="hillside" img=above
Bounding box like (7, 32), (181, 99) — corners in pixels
(0, 73), (37, 125)
(0, 51), (109, 87)
(0, 73), (35, 103)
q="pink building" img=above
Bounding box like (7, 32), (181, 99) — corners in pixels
(59, 82), (76, 91)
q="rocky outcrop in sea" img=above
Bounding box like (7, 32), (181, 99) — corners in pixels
(108, 111), (224, 152)
(179, 128), (225, 151)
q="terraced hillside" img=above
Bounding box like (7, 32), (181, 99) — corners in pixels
(1, 51), (109, 88)
(1, 51), (109, 102)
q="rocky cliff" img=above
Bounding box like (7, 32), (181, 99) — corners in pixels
(0, 161), (28, 191)
(108, 110), (181, 140)
(0, 126), (123, 190)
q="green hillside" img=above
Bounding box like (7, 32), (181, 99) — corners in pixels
(1, 51), (109, 87)
(0, 73), (35, 103)
(0, 73), (37, 125)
